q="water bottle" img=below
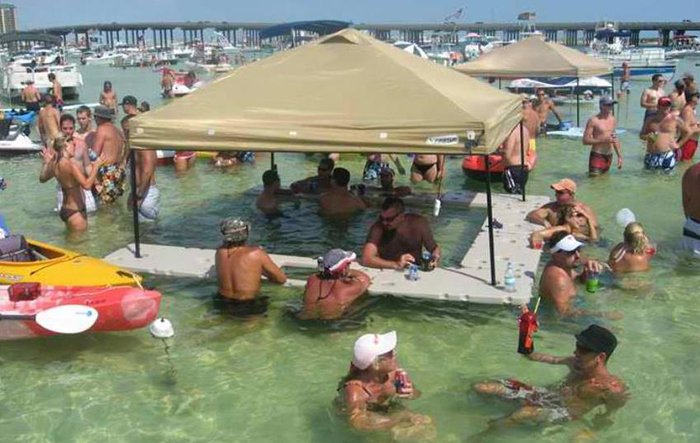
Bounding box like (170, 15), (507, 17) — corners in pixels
(407, 264), (419, 281)
(504, 262), (516, 293)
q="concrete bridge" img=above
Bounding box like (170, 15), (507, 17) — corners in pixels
(23, 20), (700, 49)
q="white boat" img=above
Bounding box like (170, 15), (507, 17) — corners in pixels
(393, 41), (429, 59)
(2, 51), (83, 99)
(461, 33), (505, 60)
(172, 45), (195, 59)
(0, 120), (41, 153)
(666, 35), (700, 59)
(507, 77), (613, 96)
(82, 50), (121, 65)
(171, 81), (205, 97)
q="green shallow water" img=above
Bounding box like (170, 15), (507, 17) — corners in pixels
(0, 59), (699, 442)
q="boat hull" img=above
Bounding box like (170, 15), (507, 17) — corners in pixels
(462, 149), (537, 181)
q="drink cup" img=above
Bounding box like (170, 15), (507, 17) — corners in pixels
(645, 242), (657, 256)
(585, 273), (599, 293)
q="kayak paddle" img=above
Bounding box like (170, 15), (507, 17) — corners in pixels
(0, 304), (99, 334)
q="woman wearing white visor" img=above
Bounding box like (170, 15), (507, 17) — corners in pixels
(336, 331), (434, 438)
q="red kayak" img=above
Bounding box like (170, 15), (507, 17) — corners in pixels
(0, 283), (161, 340)
(462, 145), (537, 181)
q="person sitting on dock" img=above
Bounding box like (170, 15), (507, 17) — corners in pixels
(640, 97), (688, 172)
(608, 222), (654, 273)
(474, 325), (628, 430)
(91, 105), (127, 205)
(533, 88), (563, 134)
(361, 197), (440, 270)
(290, 157), (334, 194)
(582, 97), (623, 176)
(539, 232), (618, 318)
(215, 217), (287, 314)
(20, 80), (41, 113)
(410, 154), (444, 184)
(679, 91), (700, 162)
(681, 161), (700, 256)
(501, 122), (531, 195)
(640, 74), (666, 123)
(48, 73), (63, 112)
(37, 94), (60, 148)
(319, 168), (368, 217)
(256, 169), (295, 216)
(300, 249), (370, 320)
(365, 167), (411, 197)
(526, 179), (598, 229)
(99, 81), (118, 115)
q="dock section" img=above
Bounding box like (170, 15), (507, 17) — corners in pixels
(105, 191), (549, 306)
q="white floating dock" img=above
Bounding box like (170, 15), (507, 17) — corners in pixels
(105, 191), (550, 305)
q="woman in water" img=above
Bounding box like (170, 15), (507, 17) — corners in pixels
(336, 331), (434, 439)
(529, 203), (598, 248)
(50, 137), (103, 232)
(608, 222), (654, 273)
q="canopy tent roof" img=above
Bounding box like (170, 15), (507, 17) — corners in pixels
(454, 36), (612, 78)
(259, 20), (351, 40)
(129, 28), (522, 155)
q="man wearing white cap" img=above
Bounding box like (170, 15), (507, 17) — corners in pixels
(540, 232), (619, 318)
(300, 249), (370, 320)
(338, 331), (433, 435)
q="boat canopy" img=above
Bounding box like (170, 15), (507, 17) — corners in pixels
(454, 36), (612, 78)
(260, 20), (351, 40)
(129, 28), (522, 155)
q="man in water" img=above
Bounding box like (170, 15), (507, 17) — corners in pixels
(37, 94), (61, 148)
(617, 62), (631, 100)
(640, 97), (688, 172)
(300, 249), (370, 320)
(526, 178), (598, 229)
(91, 105), (126, 205)
(20, 80), (41, 112)
(215, 218), (287, 314)
(670, 79), (686, 114)
(681, 161), (700, 256)
(99, 81), (118, 114)
(534, 88), (563, 134)
(365, 167), (411, 197)
(640, 74), (666, 123)
(679, 91), (700, 162)
(319, 168), (367, 217)
(410, 154), (444, 184)
(582, 97), (623, 176)
(119, 95), (139, 139)
(521, 94), (539, 139)
(74, 105), (95, 150)
(361, 197), (440, 270)
(256, 169), (295, 215)
(539, 232), (619, 318)
(501, 122), (532, 194)
(290, 158), (334, 194)
(683, 72), (698, 95)
(474, 325), (628, 428)
(48, 73), (63, 111)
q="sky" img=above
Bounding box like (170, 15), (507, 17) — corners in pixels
(8, 0), (699, 30)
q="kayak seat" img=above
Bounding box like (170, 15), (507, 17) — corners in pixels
(0, 235), (34, 262)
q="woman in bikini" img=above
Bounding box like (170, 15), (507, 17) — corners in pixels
(608, 222), (654, 273)
(529, 204), (598, 248)
(51, 137), (104, 232)
(410, 154), (445, 184)
(335, 331), (434, 438)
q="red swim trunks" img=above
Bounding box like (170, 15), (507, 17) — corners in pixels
(589, 151), (612, 174)
(677, 140), (698, 162)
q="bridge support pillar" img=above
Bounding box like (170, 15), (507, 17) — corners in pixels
(545, 30), (557, 42)
(660, 29), (671, 47)
(584, 30), (595, 45)
(565, 30), (578, 46)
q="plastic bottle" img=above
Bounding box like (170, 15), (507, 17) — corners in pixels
(517, 306), (538, 355)
(407, 264), (419, 281)
(504, 262), (516, 293)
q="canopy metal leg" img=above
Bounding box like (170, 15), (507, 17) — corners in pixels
(270, 152), (276, 171)
(576, 77), (581, 127)
(129, 150), (141, 258)
(519, 121), (526, 202)
(484, 155), (496, 286)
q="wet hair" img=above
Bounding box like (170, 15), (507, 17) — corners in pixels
(53, 136), (67, 153)
(48, 73), (56, 81)
(76, 105), (92, 116)
(140, 101), (150, 112)
(675, 80), (685, 91)
(332, 167), (350, 187)
(652, 74), (663, 82)
(319, 157), (335, 172)
(556, 203), (577, 225)
(42, 93), (54, 104)
(685, 91), (700, 103)
(262, 169), (280, 186)
(60, 114), (75, 126)
(104, 81), (112, 89)
(381, 196), (405, 212)
(623, 222), (647, 255)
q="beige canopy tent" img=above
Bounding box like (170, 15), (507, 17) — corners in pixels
(454, 36), (612, 78)
(129, 28), (521, 156)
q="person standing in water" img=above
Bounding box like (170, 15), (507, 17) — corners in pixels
(640, 97), (688, 172)
(91, 105), (127, 205)
(534, 88), (563, 133)
(20, 80), (41, 112)
(679, 91), (700, 162)
(99, 81), (118, 115)
(74, 105), (95, 150)
(410, 154), (445, 184)
(319, 168), (367, 217)
(608, 222), (654, 273)
(501, 122), (532, 195)
(37, 94), (60, 148)
(48, 73), (63, 111)
(640, 74), (666, 123)
(681, 162), (700, 256)
(617, 62), (631, 100)
(582, 97), (623, 176)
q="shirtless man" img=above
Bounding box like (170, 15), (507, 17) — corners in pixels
(640, 74), (666, 123)
(501, 123), (531, 195)
(91, 105), (126, 205)
(256, 169), (295, 215)
(300, 249), (370, 320)
(683, 72), (698, 95)
(319, 168), (367, 217)
(365, 167), (411, 197)
(215, 218), (287, 315)
(617, 62), (631, 100)
(640, 96), (688, 172)
(361, 197), (440, 270)
(74, 106), (95, 150)
(539, 232), (621, 318)
(474, 325), (627, 431)
(37, 94), (60, 148)
(681, 162), (700, 256)
(161, 68), (175, 98)
(20, 80), (41, 112)
(410, 154), (444, 184)
(125, 98), (159, 221)
(99, 81), (118, 115)
(583, 97), (623, 176)
(521, 94), (539, 138)
(290, 158), (334, 194)
(48, 73), (63, 111)
(526, 178), (598, 230)
(670, 79), (686, 115)
(534, 88), (563, 133)
(678, 91), (700, 162)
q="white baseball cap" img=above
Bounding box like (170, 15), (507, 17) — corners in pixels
(550, 234), (584, 253)
(352, 331), (397, 370)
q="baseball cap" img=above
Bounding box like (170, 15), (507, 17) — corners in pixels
(323, 249), (356, 274)
(599, 96), (617, 106)
(657, 96), (672, 107)
(220, 217), (250, 243)
(120, 95), (138, 106)
(352, 331), (397, 370)
(575, 324), (618, 358)
(550, 234), (584, 253)
(550, 178), (577, 194)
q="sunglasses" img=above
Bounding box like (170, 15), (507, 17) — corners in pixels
(563, 248), (581, 256)
(380, 213), (401, 223)
(378, 350), (395, 360)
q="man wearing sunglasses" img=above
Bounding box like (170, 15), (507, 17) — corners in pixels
(290, 158), (334, 194)
(361, 197), (440, 270)
(533, 88), (563, 134)
(526, 178), (598, 229)
(474, 324), (628, 427)
(640, 74), (666, 123)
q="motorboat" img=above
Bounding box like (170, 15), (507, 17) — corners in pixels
(393, 41), (429, 59)
(0, 118), (40, 153)
(666, 35), (700, 59)
(1, 49), (83, 99)
(461, 34), (504, 61)
(81, 50), (121, 65)
(507, 76), (613, 96)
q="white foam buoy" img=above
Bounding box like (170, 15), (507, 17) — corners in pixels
(149, 317), (174, 339)
(433, 198), (442, 217)
(615, 208), (636, 228)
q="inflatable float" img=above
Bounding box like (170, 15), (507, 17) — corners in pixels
(462, 143), (538, 181)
